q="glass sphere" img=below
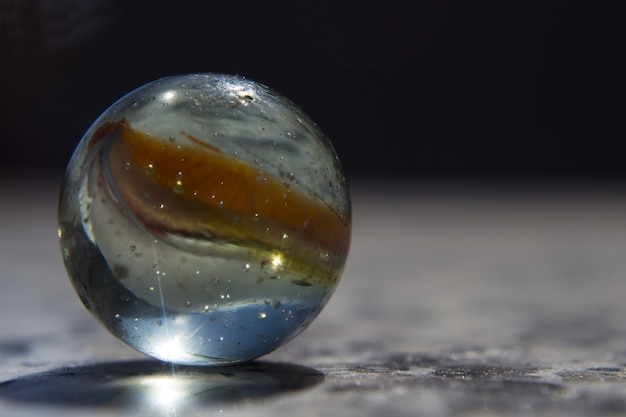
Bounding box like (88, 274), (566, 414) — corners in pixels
(58, 74), (351, 366)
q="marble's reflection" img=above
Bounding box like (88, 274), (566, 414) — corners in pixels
(0, 360), (323, 414)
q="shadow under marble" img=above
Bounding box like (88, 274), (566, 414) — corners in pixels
(0, 360), (323, 412)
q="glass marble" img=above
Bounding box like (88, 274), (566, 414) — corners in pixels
(58, 74), (351, 366)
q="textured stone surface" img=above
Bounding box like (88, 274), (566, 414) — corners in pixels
(2, 178), (626, 416)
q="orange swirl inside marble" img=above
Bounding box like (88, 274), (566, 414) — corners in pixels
(102, 119), (350, 266)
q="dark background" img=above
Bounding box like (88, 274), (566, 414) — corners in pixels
(0, 0), (624, 182)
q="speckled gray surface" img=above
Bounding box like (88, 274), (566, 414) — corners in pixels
(2, 178), (626, 416)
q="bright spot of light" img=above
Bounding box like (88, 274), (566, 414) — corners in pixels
(161, 90), (177, 102)
(141, 375), (187, 412)
(271, 253), (283, 268)
(220, 81), (255, 105)
(155, 336), (186, 362)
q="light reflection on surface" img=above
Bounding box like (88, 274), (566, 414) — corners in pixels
(0, 360), (324, 415)
(140, 375), (189, 414)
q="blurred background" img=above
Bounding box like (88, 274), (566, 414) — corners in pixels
(0, 0), (624, 182)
